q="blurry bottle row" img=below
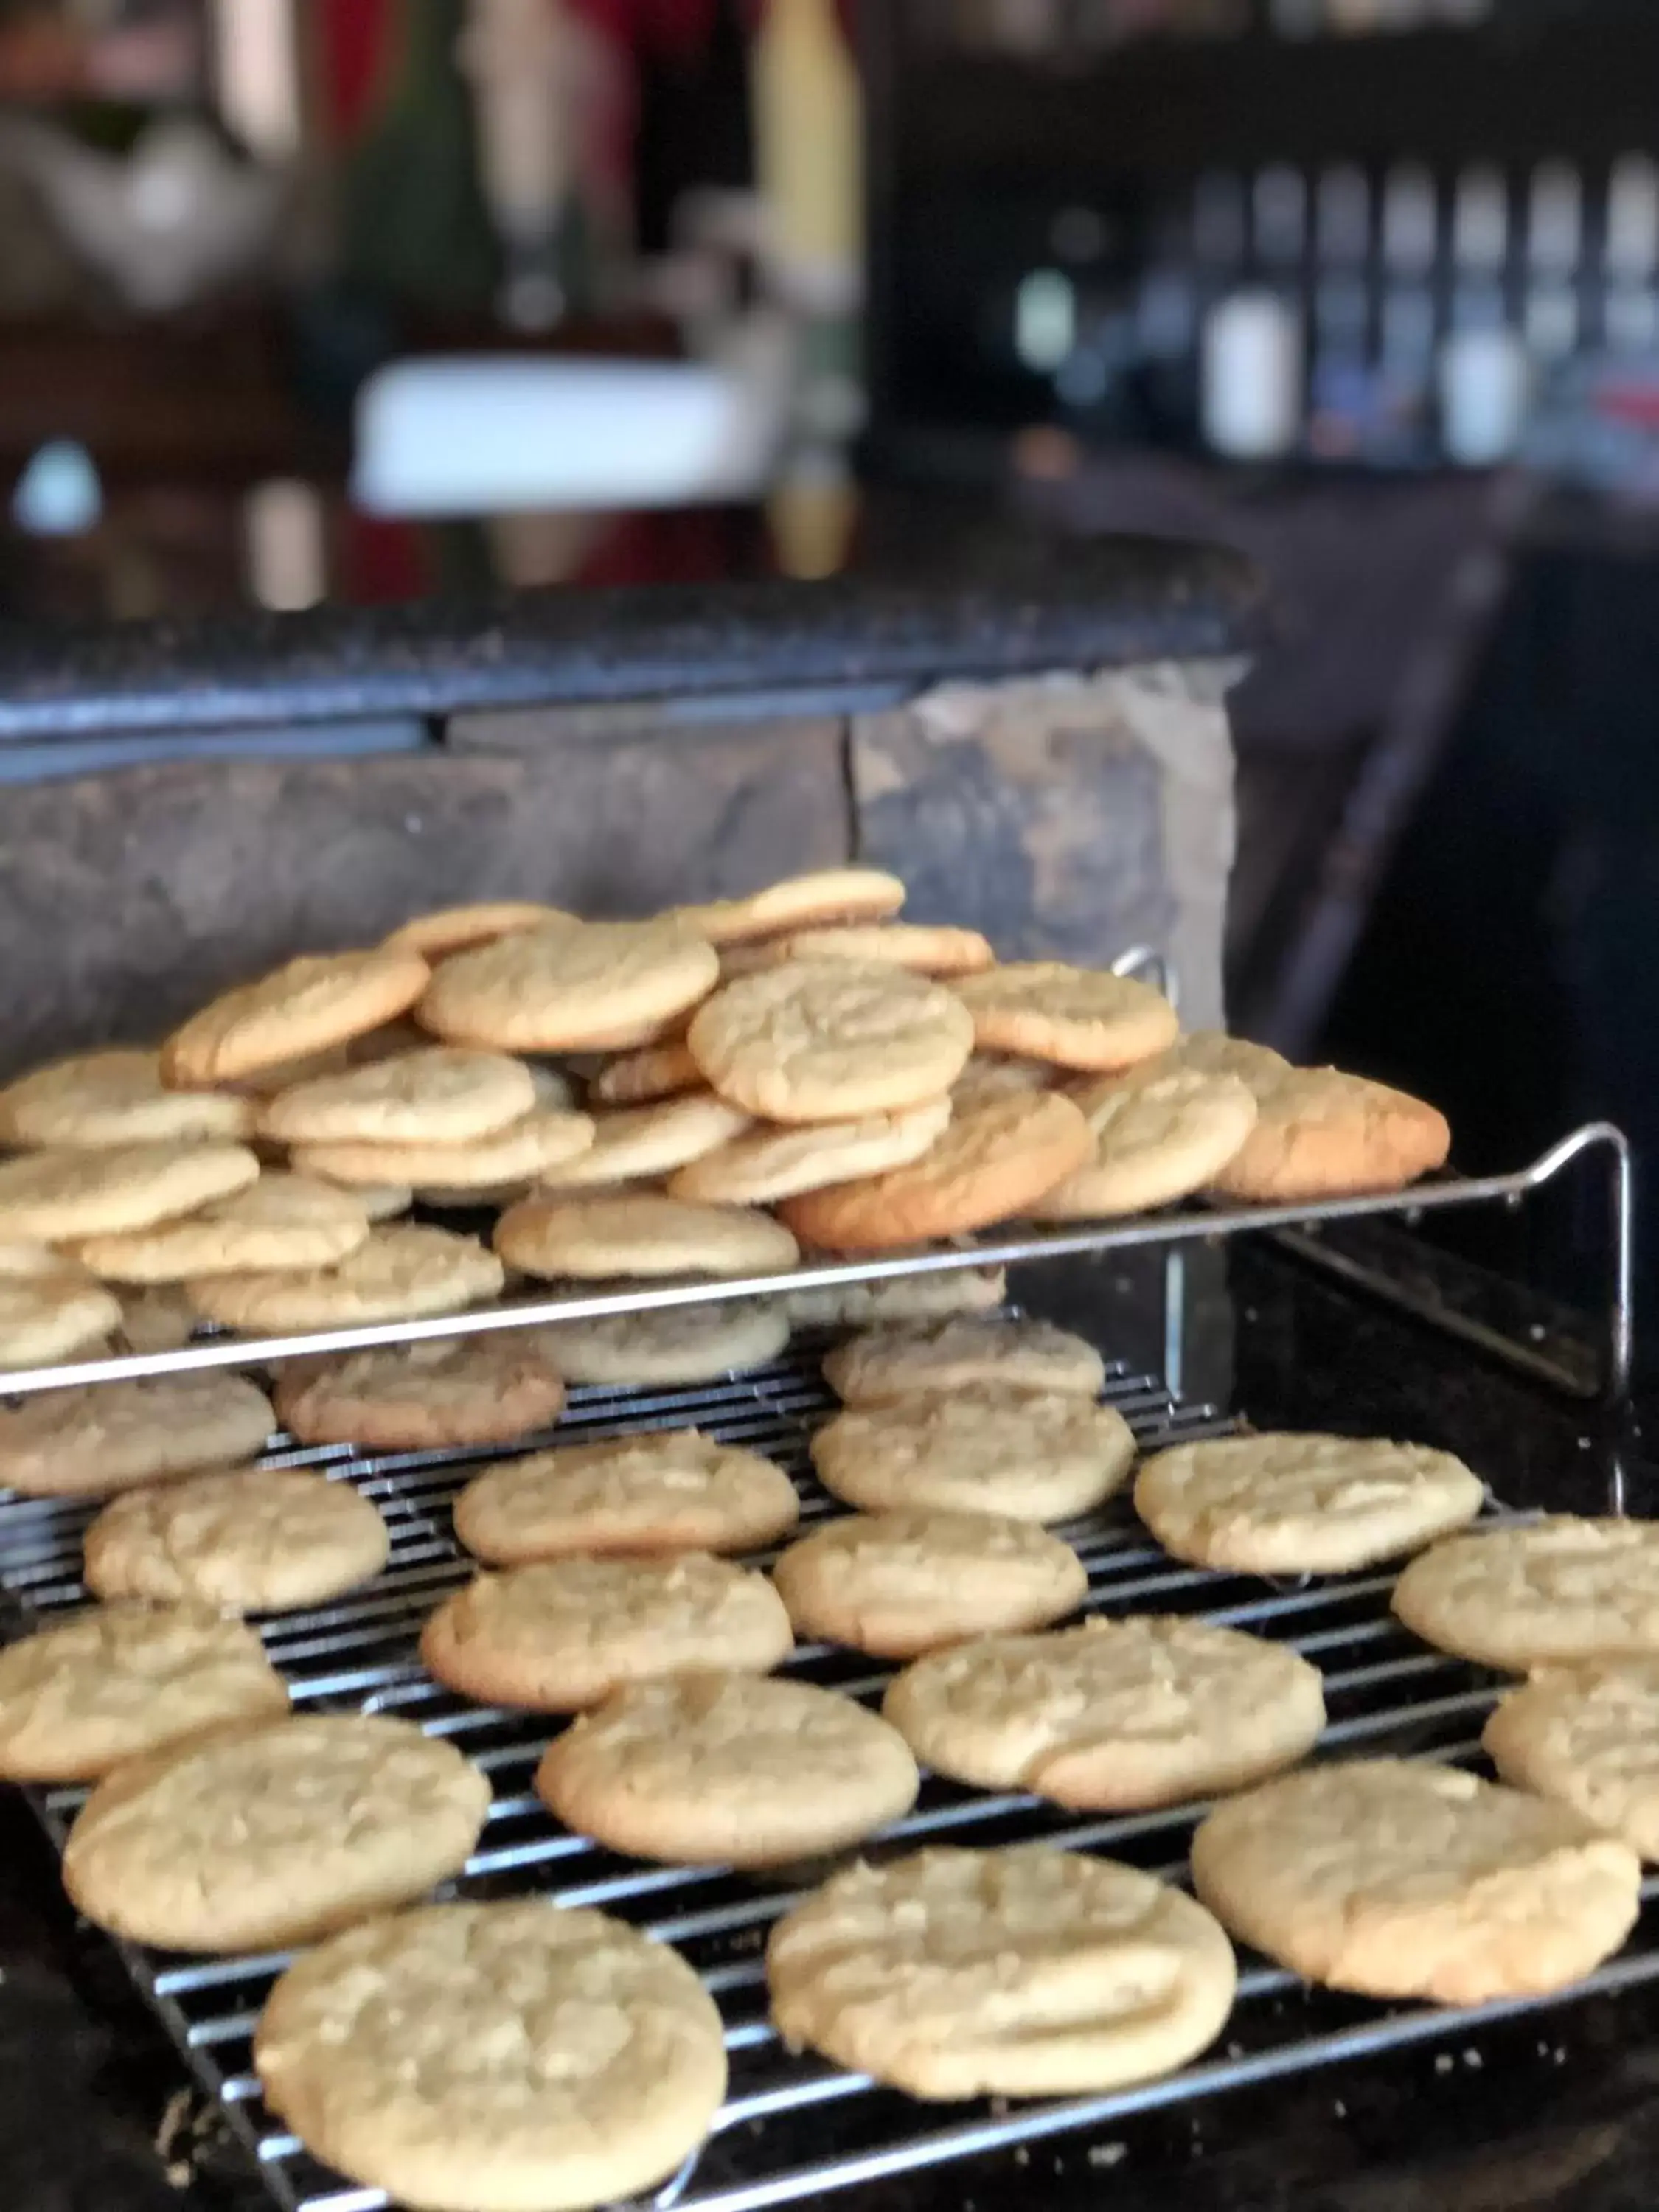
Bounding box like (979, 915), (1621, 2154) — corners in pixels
(933, 0), (1495, 50)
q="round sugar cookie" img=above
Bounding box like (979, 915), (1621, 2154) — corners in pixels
(454, 1429), (801, 1565)
(537, 1672), (919, 1867)
(773, 1509), (1086, 1660)
(1159, 1029), (1292, 1100)
(588, 1040), (703, 1107)
(767, 1844), (1237, 2101)
(541, 1298), (789, 1387)
(687, 961), (973, 1124)
(1032, 1068), (1259, 1218)
(187, 1223), (504, 1332)
(336, 1179), (413, 1222)
(537, 1094), (751, 1189)
(71, 1173), (372, 1283)
(0, 1372), (274, 1498)
(673, 866), (905, 946)
(274, 1334), (566, 1450)
(950, 1053), (1059, 1107)
(667, 1097), (950, 1206)
(738, 922), (995, 977)
(1135, 1432), (1485, 1576)
(883, 1615), (1326, 1808)
(822, 1315), (1105, 1405)
(64, 1714), (490, 1953)
(291, 1105), (594, 1190)
(255, 1900), (727, 2212)
(952, 964), (1178, 1073)
(779, 1092), (1091, 1251)
(494, 1192), (798, 1280)
(84, 1465), (390, 1613)
(784, 1264), (1005, 1328)
(1484, 1660), (1659, 1860)
(260, 1046), (537, 1145)
(383, 900), (567, 959)
(0, 1048), (254, 1149)
(116, 1284), (198, 1355)
(1393, 1517), (1659, 1672)
(420, 1551), (793, 1711)
(0, 1601), (288, 1782)
(161, 949), (431, 1088)
(0, 1243), (120, 1368)
(0, 1138), (259, 1242)
(1208, 1067), (1450, 1203)
(417, 915), (718, 1052)
(810, 1391), (1135, 1524)
(1190, 1758), (1640, 2005)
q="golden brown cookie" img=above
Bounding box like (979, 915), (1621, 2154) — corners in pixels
(0, 1139), (259, 1242)
(84, 1465), (391, 1612)
(0, 1244), (121, 1368)
(1032, 1068), (1259, 1218)
(783, 1264), (1006, 1326)
(1484, 1660), (1659, 1860)
(538, 1672), (919, 1867)
(673, 866), (905, 945)
(420, 1551), (793, 1710)
(950, 1053), (1058, 1107)
(536, 1094), (751, 1189)
(382, 900), (567, 959)
(274, 1334), (566, 1450)
(291, 1105), (594, 1192)
(0, 1048), (254, 1148)
(779, 1091), (1091, 1250)
(540, 1298), (789, 1386)
(0, 1373), (274, 1498)
(688, 961), (972, 1124)
(494, 1191), (798, 1279)
(667, 1098), (951, 1206)
(161, 949), (431, 1088)
(71, 1174), (372, 1283)
(1392, 1517), (1659, 1672)
(822, 1315), (1105, 1404)
(259, 1046), (537, 1145)
(114, 1284), (198, 1355)
(953, 964), (1179, 1072)
(417, 915), (719, 1053)
(729, 922), (996, 977)
(453, 1429), (801, 1564)
(1208, 1067), (1451, 1203)
(810, 1390), (1136, 1523)
(587, 1040), (704, 1107)
(187, 1223), (504, 1332)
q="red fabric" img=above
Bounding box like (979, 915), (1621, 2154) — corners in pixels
(316, 0), (396, 140)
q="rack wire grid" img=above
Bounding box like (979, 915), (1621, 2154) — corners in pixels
(4, 1318), (1658, 2212)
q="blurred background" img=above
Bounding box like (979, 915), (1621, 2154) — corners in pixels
(0, 0), (1655, 1265)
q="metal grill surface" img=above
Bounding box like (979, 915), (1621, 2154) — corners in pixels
(4, 1341), (1657, 2212)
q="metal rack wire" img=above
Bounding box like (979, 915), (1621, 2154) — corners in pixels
(0, 1117), (1641, 2212)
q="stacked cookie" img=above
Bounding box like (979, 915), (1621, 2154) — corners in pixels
(0, 866), (1452, 1368)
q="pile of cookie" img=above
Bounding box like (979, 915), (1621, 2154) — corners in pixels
(0, 1283), (1655, 2212)
(0, 866), (1453, 1369)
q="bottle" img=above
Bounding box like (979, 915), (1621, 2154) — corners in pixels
(1524, 159), (1582, 361)
(1604, 153), (1658, 353)
(752, 0), (862, 314)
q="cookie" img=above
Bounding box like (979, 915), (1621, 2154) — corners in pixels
(810, 1391), (1136, 1523)
(161, 948), (431, 1088)
(0, 1601), (288, 1782)
(667, 1098), (951, 1206)
(226, 1019), (426, 1098)
(1208, 1067), (1450, 1203)
(883, 1615), (1326, 1808)
(0, 1372), (274, 1498)
(274, 1334), (566, 1450)
(420, 1551), (793, 1711)
(784, 1264), (1006, 1326)
(115, 1283), (198, 1354)
(537, 1673), (919, 1867)
(688, 961), (973, 1124)
(674, 866), (905, 946)
(336, 1179), (413, 1222)
(416, 1180), (531, 1210)
(0, 1138), (258, 1242)
(383, 900), (567, 959)
(822, 1315), (1105, 1405)
(1392, 1517), (1659, 1672)
(64, 1714), (490, 1952)
(71, 1173), (372, 1283)
(537, 1094), (751, 1189)
(85, 1464), (390, 1613)
(417, 915), (719, 1053)
(1484, 1660), (1659, 1859)
(767, 1844), (1237, 2100)
(1135, 1432), (1485, 1576)
(0, 1243), (120, 1368)
(291, 1105), (596, 1191)
(950, 1053), (1058, 1107)
(779, 1092), (1091, 1250)
(952, 964), (1179, 1072)
(588, 1040), (703, 1107)
(260, 1046), (537, 1145)
(1190, 1758), (1640, 2006)
(734, 922), (996, 977)
(0, 1048), (254, 1148)
(255, 1901), (726, 2212)
(1158, 1029), (1292, 1100)
(493, 1192), (798, 1280)
(453, 1430), (801, 1565)
(1032, 1068), (1259, 1218)
(540, 1298), (789, 1385)
(186, 1222), (504, 1332)
(772, 1509), (1087, 1659)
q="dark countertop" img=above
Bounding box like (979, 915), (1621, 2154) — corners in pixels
(3, 1226), (1655, 2212)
